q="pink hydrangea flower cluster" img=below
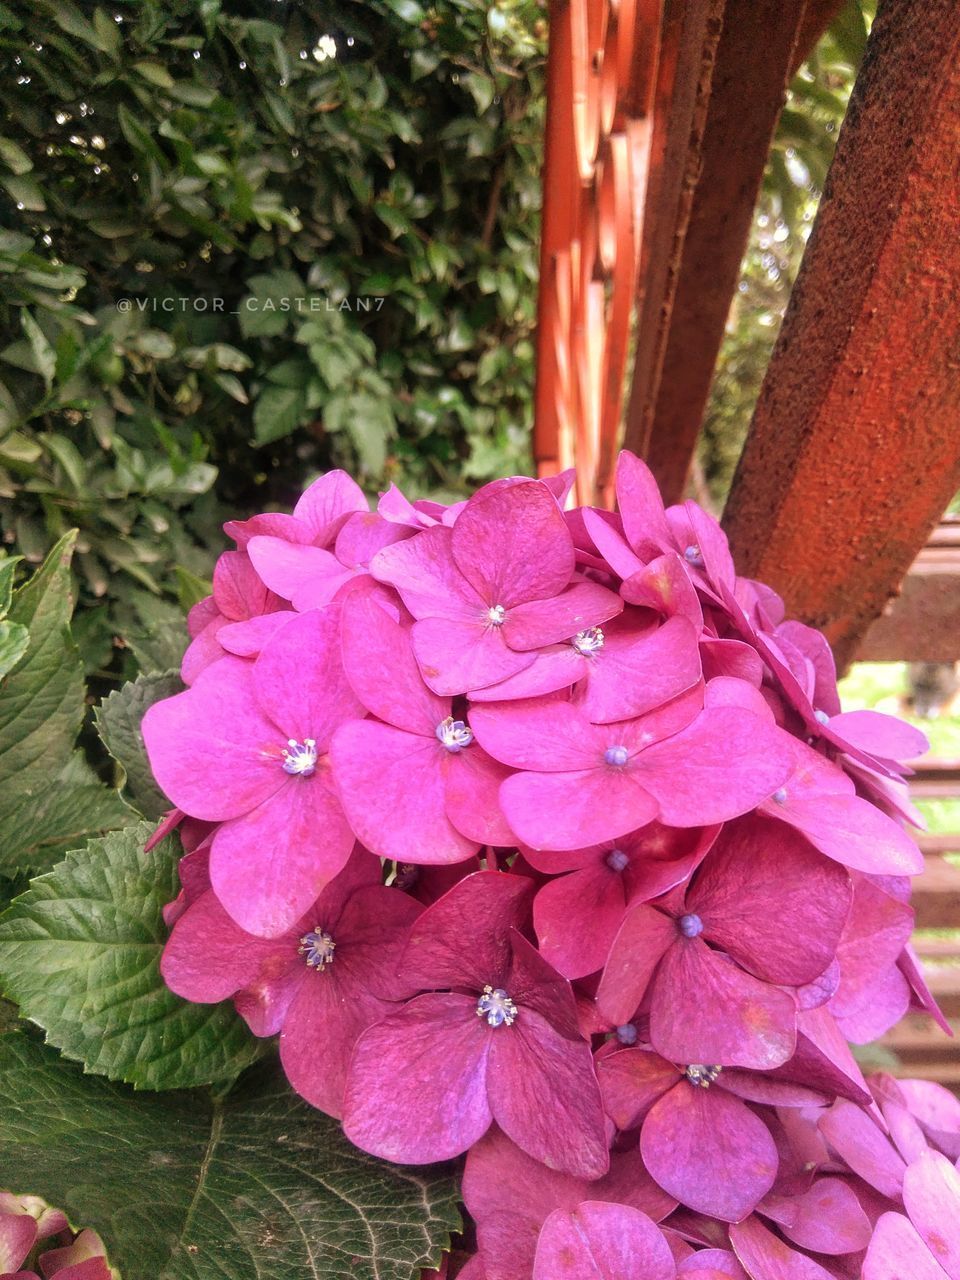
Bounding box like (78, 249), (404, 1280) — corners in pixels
(142, 453), (958, 1277)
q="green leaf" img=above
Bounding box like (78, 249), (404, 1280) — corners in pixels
(0, 754), (131, 875)
(0, 620), (28, 680)
(133, 60), (176, 90)
(0, 554), (21, 615)
(2, 174), (46, 211)
(0, 136), (33, 175)
(95, 671), (184, 819)
(829, 0), (869, 67)
(21, 311), (56, 388)
(253, 383), (307, 444)
(0, 532), (84, 792)
(0, 1035), (461, 1279)
(0, 822), (263, 1090)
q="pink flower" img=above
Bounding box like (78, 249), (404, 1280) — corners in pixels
(225, 467), (368, 548)
(827, 876), (915, 1043)
(371, 480), (623, 695)
(468, 612), (703, 723)
(0, 1195), (109, 1280)
(330, 581), (514, 863)
(462, 1126), (675, 1280)
(597, 1047), (780, 1222)
(143, 607), (363, 936)
(342, 871), (609, 1177)
(529, 823), (719, 979)
(596, 816), (851, 1069)
(181, 550), (284, 684)
(470, 694), (794, 851)
(759, 735), (923, 877)
(161, 847), (418, 1117)
(533, 1201), (677, 1280)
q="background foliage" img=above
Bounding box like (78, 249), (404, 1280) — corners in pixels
(0, 0), (546, 680)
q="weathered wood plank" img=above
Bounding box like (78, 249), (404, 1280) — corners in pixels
(722, 0), (960, 672)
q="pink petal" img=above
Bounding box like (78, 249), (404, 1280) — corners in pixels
(834, 964), (911, 1044)
(40, 1232), (112, 1280)
(209, 773), (354, 936)
(597, 905), (677, 1025)
(142, 657), (286, 821)
(293, 469), (368, 538)
(160, 888), (296, 1006)
(443, 744), (517, 847)
(864, 1213), (952, 1280)
(902, 1150), (960, 1279)
(0, 1211), (36, 1273)
(818, 1100), (906, 1199)
(636, 709), (794, 827)
(503, 581), (624, 651)
(342, 993), (493, 1163)
(488, 1005), (609, 1178)
(340, 580), (446, 733)
(828, 710), (927, 763)
(279, 964), (392, 1118)
(641, 1082), (778, 1222)
(534, 863), (629, 979)
(582, 507), (646, 579)
(247, 536), (357, 610)
(729, 1215), (839, 1280)
(597, 1048), (679, 1130)
(371, 525), (482, 620)
(533, 1202), (676, 1280)
(499, 767), (660, 851)
(700, 638), (765, 686)
(452, 481), (575, 607)
(219, 610), (297, 658)
(469, 700), (605, 771)
(506, 930), (582, 1039)
(575, 616), (702, 724)
(213, 550), (276, 619)
(771, 793), (924, 877)
(254, 606), (362, 747)
(402, 870), (534, 992)
(181, 611), (228, 684)
(616, 451), (671, 556)
(758, 1179), (871, 1254)
(688, 816), (852, 986)
(677, 1249), (748, 1280)
(467, 645), (584, 703)
(413, 615), (535, 696)
(830, 879), (914, 1019)
(334, 510), (410, 567)
(463, 1128), (675, 1280)
(650, 941), (797, 1070)
(331, 720), (478, 865)
(621, 553), (703, 625)
(225, 510), (312, 548)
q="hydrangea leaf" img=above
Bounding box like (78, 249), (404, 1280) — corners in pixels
(0, 821), (262, 1090)
(0, 618), (29, 679)
(0, 1034), (461, 1280)
(0, 531), (85, 790)
(95, 671), (185, 818)
(0, 759), (132, 875)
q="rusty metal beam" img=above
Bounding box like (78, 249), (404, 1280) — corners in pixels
(722, 0), (960, 672)
(620, 0), (723, 468)
(637, 0), (810, 504)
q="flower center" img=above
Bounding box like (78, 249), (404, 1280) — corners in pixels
(298, 928), (335, 970)
(606, 848), (629, 872)
(678, 913), (703, 939)
(772, 786), (788, 805)
(282, 738), (318, 776)
(476, 985), (517, 1028)
(604, 745), (629, 767)
(684, 544), (704, 567)
(814, 709), (830, 726)
(486, 604), (506, 627)
(572, 627), (605, 656)
(685, 1063), (722, 1088)
(436, 716), (473, 753)
(616, 1023), (638, 1045)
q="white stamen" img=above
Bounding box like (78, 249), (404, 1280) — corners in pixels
(282, 738), (318, 776)
(476, 985), (517, 1027)
(486, 604), (506, 626)
(299, 928), (335, 970)
(685, 1063), (722, 1088)
(436, 717), (473, 753)
(572, 627), (605, 656)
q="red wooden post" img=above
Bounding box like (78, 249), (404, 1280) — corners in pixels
(722, 0), (960, 670)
